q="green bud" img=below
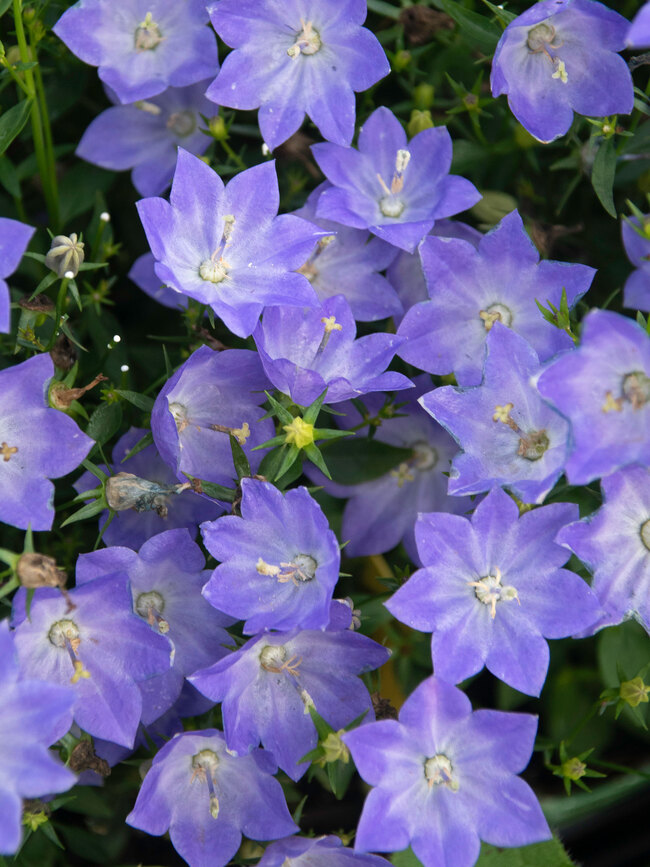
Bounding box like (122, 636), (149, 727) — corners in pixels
(470, 190), (518, 228)
(619, 676), (650, 708)
(209, 115), (229, 141)
(413, 83), (434, 110)
(407, 109), (434, 137)
(560, 757), (587, 781)
(321, 731), (350, 765)
(392, 50), (411, 72)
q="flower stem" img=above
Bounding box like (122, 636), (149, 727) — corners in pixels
(13, 0), (59, 228)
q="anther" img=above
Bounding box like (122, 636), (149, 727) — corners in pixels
(1, 442), (18, 462)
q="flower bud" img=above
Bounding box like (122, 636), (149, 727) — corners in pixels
(407, 109), (434, 137)
(413, 83), (435, 110)
(470, 191), (518, 228)
(321, 731), (350, 765)
(45, 233), (85, 278)
(209, 116), (228, 141)
(619, 676), (650, 708)
(392, 49), (411, 72)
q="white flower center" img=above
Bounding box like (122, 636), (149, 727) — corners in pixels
(167, 110), (196, 138)
(479, 303), (513, 331)
(424, 754), (458, 790)
(287, 18), (321, 57)
(199, 259), (228, 283)
(135, 590), (169, 634)
(467, 567), (519, 619)
(134, 12), (164, 51)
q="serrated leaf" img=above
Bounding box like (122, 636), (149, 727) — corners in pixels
(86, 401), (122, 446)
(114, 389), (155, 412)
(591, 137), (617, 218)
(0, 99), (33, 156)
(437, 0), (500, 53)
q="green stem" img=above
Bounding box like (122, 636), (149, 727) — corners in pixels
(564, 702), (601, 748)
(46, 276), (69, 350)
(221, 139), (247, 171)
(29, 23), (59, 226)
(13, 0), (59, 227)
(0, 576), (19, 600)
(589, 758), (650, 780)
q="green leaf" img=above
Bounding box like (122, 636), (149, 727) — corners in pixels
(114, 389), (155, 412)
(196, 480), (236, 503)
(367, 0), (401, 19)
(230, 433), (251, 480)
(0, 99), (33, 157)
(59, 164), (115, 224)
(121, 430), (154, 462)
(322, 437), (413, 484)
(436, 0), (500, 53)
(480, 0), (516, 25)
(60, 497), (107, 528)
(0, 0), (14, 15)
(591, 137), (617, 218)
(257, 446), (286, 481)
(392, 838), (577, 866)
(86, 401), (123, 447)
(308, 705), (335, 740)
(0, 155), (20, 198)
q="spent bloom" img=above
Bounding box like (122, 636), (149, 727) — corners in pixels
(126, 729), (298, 867)
(312, 106), (481, 252)
(253, 294), (412, 406)
(75, 529), (234, 724)
(421, 324), (570, 504)
(0, 217), (35, 332)
(386, 487), (601, 696)
(12, 574), (172, 747)
(397, 209), (595, 384)
(206, 0), (389, 150)
(343, 676), (551, 865)
(53, 0), (218, 104)
(0, 354), (93, 531)
(77, 81), (216, 197)
(557, 465), (650, 635)
(537, 309), (650, 484)
(0, 621), (76, 855)
(200, 478), (340, 633)
(621, 216), (650, 313)
(151, 346), (274, 487)
(491, 0), (633, 142)
(138, 149), (324, 337)
(190, 609), (389, 780)
(75, 427), (222, 550)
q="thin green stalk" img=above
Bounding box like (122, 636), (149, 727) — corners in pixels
(221, 139), (247, 171)
(29, 24), (58, 223)
(13, 0), (59, 227)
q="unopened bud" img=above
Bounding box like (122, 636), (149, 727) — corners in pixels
(392, 49), (411, 72)
(470, 190), (518, 228)
(209, 115), (228, 141)
(45, 234), (85, 278)
(620, 676), (650, 708)
(413, 83), (435, 110)
(407, 109), (434, 137)
(321, 731), (350, 764)
(105, 472), (191, 517)
(17, 553), (66, 589)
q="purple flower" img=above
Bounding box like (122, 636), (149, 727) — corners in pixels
(13, 574), (172, 747)
(304, 378), (471, 563)
(387, 220), (482, 325)
(292, 183), (401, 321)
(0, 354), (93, 531)
(190, 610), (389, 780)
(126, 729), (298, 867)
(151, 346), (274, 486)
(129, 253), (189, 309)
(75, 529), (235, 724)
(201, 478), (340, 633)
(311, 106), (480, 253)
(537, 309), (650, 485)
(397, 210), (595, 385)
(621, 217), (650, 313)
(421, 324), (570, 504)
(253, 295), (412, 406)
(0, 217), (34, 332)
(557, 465), (650, 634)
(53, 0), (218, 104)
(259, 836), (390, 866)
(138, 149), (324, 337)
(343, 676), (550, 865)
(75, 427), (221, 550)
(77, 82), (216, 197)
(0, 621), (76, 855)
(206, 0), (389, 151)
(386, 487), (601, 695)
(627, 2), (650, 47)
(491, 0), (633, 143)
